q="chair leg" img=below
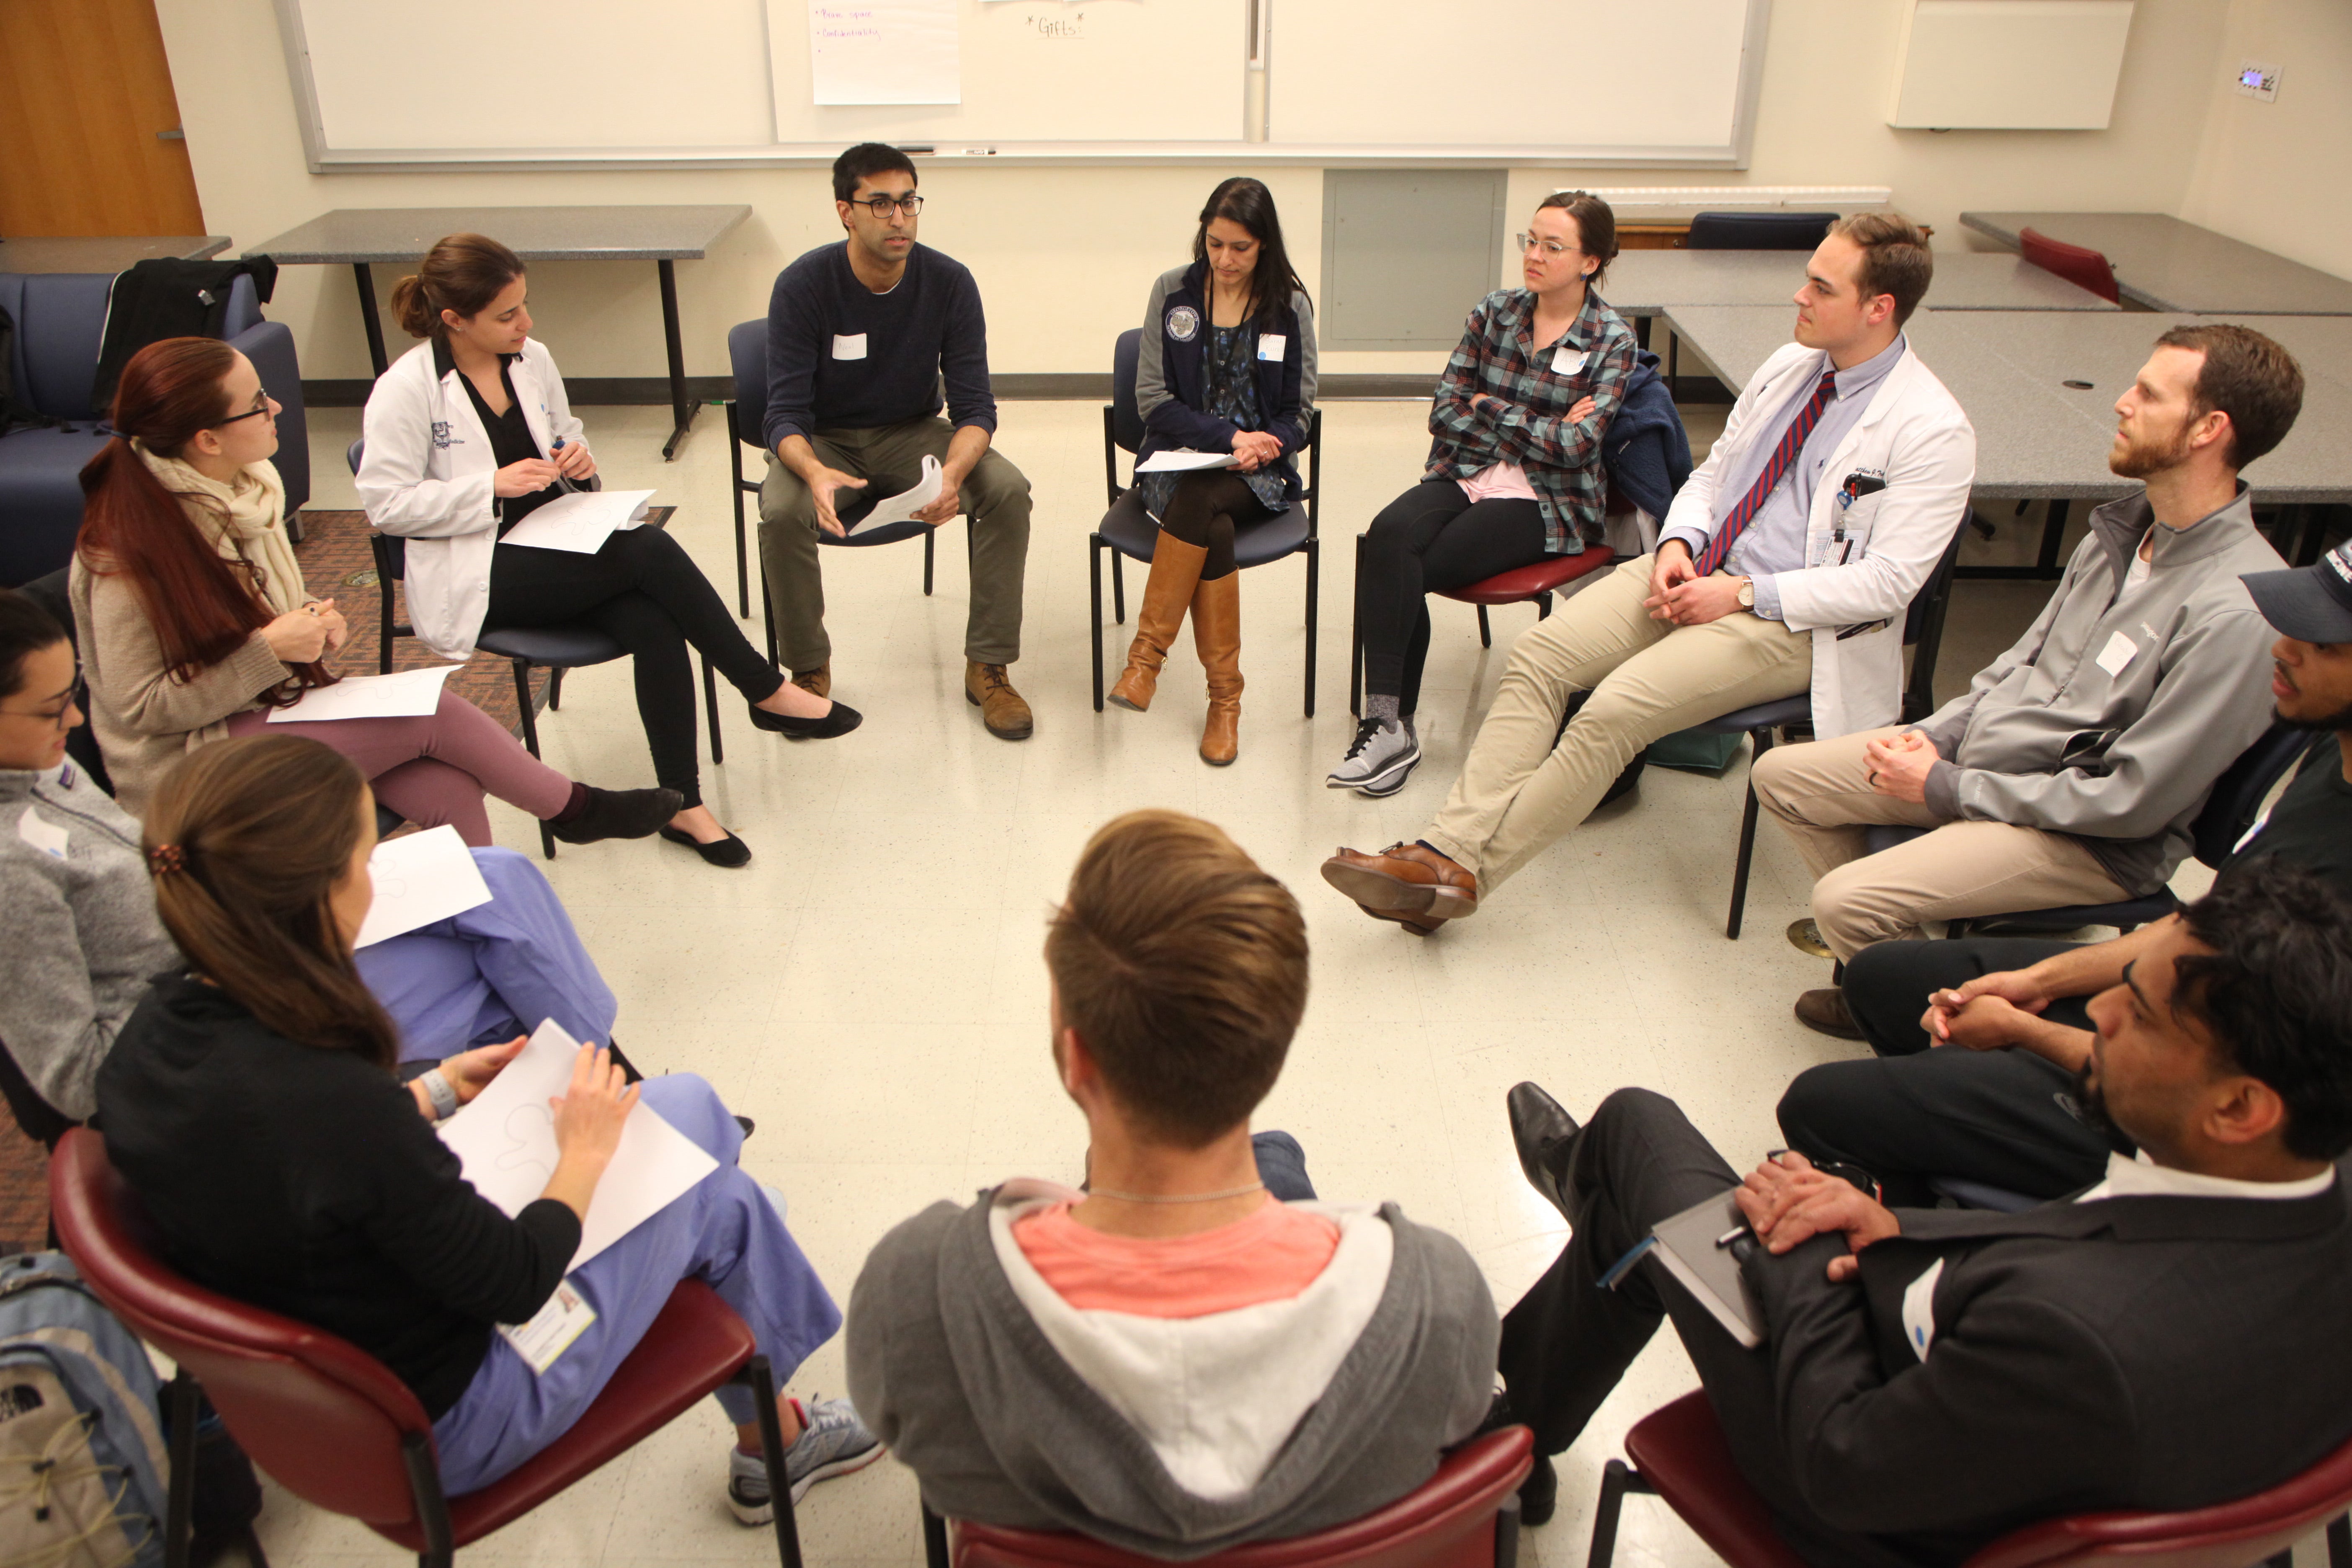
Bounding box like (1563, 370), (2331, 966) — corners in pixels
(730, 434), (750, 618)
(923, 528), (936, 597)
(1537, 591), (1554, 620)
(2326, 1510), (2349, 1568)
(922, 1504), (951, 1568)
(704, 655), (723, 766)
(761, 570), (780, 671)
(747, 1356), (807, 1568)
(1478, 603), (1493, 648)
(1111, 550), (1127, 624)
(1303, 537), (1318, 719)
(1585, 1458), (1656, 1568)
(511, 659), (556, 862)
(1727, 727), (1774, 940)
(400, 1429), (457, 1568)
(2263, 1553), (2291, 1568)
(1090, 536), (1106, 713)
(163, 1371), (199, 1568)
(1493, 1491), (1522, 1568)
(549, 665), (566, 712)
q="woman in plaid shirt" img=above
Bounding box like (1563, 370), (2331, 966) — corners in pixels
(1331, 192), (1637, 797)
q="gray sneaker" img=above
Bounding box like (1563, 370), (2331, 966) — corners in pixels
(1328, 717), (1420, 795)
(726, 1394), (884, 1524)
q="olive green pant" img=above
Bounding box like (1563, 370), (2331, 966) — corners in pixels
(757, 416), (1032, 671)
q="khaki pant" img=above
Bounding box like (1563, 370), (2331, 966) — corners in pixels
(1750, 728), (2132, 959)
(757, 417), (1032, 671)
(1425, 554), (1812, 889)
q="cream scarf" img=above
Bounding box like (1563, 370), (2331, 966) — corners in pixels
(133, 443), (306, 616)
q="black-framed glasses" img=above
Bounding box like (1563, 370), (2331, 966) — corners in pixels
(854, 193), (923, 218)
(218, 391), (274, 426)
(0, 670), (85, 731)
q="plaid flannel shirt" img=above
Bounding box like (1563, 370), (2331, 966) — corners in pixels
(1423, 287), (1638, 554)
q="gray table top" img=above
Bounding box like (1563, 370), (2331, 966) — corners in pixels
(1959, 212), (2352, 317)
(1605, 249), (2116, 316)
(242, 206), (751, 265)
(0, 235), (230, 273)
(1660, 305), (2352, 503)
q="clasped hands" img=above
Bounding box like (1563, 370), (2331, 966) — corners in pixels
(1862, 730), (1938, 803)
(1918, 968), (2052, 1052)
(492, 439), (597, 499)
(261, 598), (348, 663)
(1735, 1150), (1902, 1283)
(1230, 430), (1284, 473)
(1643, 541), (1747, 626)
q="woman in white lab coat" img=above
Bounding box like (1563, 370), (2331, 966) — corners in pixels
(359, 233), (856, 869)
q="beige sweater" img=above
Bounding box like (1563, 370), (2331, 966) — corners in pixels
(70, 455), (301, 817)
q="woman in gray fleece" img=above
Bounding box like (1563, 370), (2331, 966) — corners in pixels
(846, 811), (1500, 1558)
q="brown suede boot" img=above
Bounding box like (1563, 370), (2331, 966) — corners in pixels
(1108, 535), (1209, 712)
(1192, 572), (1243, 766)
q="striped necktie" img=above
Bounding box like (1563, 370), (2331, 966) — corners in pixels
(1694, 369), (1839, 578)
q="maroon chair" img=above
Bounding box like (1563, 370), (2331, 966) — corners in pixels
(48, 1127), (807, 1568)
(1586, 1391), (2352, 1568)
(2019, 228), (2122, 305)
(925, 1426), (1532, 1568)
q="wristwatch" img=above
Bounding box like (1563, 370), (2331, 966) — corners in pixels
(1736, 578), (1756, 609)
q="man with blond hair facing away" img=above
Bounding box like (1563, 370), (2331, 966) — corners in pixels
(846, 810), (1498, 1555)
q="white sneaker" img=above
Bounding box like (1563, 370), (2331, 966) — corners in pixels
(726, 1394), (884, 1524)
(1327, 717), (1420, 796)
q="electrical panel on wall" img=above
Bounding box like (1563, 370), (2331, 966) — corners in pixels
(1888, 0), (2137, 131)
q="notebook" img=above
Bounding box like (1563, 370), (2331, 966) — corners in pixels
(1648, 1192), (1767, 1349)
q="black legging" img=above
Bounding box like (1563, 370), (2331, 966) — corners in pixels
(1157, 471), (1274, 581)
(1356, 480), (1551, 716)
(485, 526), (784, 810)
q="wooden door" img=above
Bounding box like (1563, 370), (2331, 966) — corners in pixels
(0, 0), (206, 236)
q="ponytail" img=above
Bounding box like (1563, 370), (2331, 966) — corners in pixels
(391, 232), (526, 341)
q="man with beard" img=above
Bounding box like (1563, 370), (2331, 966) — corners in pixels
(1495, 858), (2352, 1559)
(1773, 534), (2352, 1203)
(1749, 324), (2302, 1024)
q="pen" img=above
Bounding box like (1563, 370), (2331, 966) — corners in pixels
(1715, 1225), (1751, 1248)
(549, 438), (580, 494)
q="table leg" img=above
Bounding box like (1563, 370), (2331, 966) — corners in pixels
(1957, 497), (2072, 582)
(1633, 315), (1651, 351)
(659, 258), (698, 461)
(354, 262), (388, 376)
(2035, 498), (2069, 575)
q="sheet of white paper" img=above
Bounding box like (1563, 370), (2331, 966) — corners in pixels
(266, 665), (454, 724)
(809, 0), (960, 106)
(854, 455), (944, 530)
(353, 824), (493, 949)
(438, 1020), (720, 1271)
(1134, 450), (1241, 474)
(496, 490), (657, 555)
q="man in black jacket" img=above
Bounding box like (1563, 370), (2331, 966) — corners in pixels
(1498, 859), (2352, 1567)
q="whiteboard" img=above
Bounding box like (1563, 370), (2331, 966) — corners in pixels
(273, 0), (1768, 167)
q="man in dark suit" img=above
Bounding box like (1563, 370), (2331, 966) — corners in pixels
(1497, 859), (2352, 1567)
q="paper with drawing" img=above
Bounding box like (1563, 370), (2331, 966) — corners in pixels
(437, 1019), (719, 1270)
(353, 825), (492, 949)
(266, 665), (453, 723)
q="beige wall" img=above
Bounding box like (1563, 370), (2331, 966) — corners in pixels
(2179, 0), (2352, 283)
(158, 0), (2251, 384)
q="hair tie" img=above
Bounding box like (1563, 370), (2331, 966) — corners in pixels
(149, 843), (187, 876)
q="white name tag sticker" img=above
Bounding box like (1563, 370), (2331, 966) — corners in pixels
(2094, 630), (2140, 679)
(498, 1279), (598, 1375)
(831, 333), (868, 361)
(1901, 1257), (1945, 1362)
(1256, 333), (1287, 363)
(16, 805), (68, 860)
(1552, 346), (1589, 375)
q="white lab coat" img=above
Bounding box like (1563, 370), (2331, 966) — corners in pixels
(356, 338), (586, 660)
(1662, 341), (1977, 738)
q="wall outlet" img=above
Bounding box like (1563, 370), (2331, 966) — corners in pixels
(2236, 60), (2281, 101)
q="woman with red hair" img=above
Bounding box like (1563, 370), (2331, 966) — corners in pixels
(70, 336), (677, 850)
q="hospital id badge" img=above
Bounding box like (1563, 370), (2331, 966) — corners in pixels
(499, 1280), (597, 1375)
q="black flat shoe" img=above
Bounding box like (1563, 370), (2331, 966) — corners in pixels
(749, 696), (863, 740)
(1519, 1452), (1558, 1527)
(1508, 1081), (1582, 1222)
(550, 786), (686, 844)
(658, 824), (752, 868)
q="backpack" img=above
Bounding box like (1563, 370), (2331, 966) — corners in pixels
(0, 1251), (168, 1568)
(0, 304), (67, 440)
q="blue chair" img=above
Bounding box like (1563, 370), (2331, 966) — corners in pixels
(1684, 211), (1839, 251)
(1708, 524), (1968, 939)
(1858, 724), (2318, 939)
(723, 318), (967, 663)
(0, 271), (309, 586)
(1091, 328), (1320, 716)
(350, 439), (721, 861)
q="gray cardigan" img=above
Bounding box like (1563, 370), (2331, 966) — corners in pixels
(1916, 486), (2285, 894)
(845, 1191), (1497, 1558)
(0, 765), (178, 1119)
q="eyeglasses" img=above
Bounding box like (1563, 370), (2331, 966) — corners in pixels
(1517, 234), (1584, 258)
(0, 671), (85, 732)
(853, 193), (923, 218)
(217, 391), (274, 427)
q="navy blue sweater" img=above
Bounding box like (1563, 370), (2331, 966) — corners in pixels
(762, 241), (997, 452)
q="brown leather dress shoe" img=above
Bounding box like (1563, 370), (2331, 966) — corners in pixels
(1320, 842), (1479, 924)
(966, 661), (1034, 740)
(792, 663), (831, 700)
(1794, 988), (1864, 1040)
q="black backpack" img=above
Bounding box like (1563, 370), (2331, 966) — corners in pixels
(0, 303), (65, 439)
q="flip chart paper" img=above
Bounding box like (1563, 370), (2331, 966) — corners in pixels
(438, 1019), (720, 1271)
(496, 490), (656, 554)
(353, 825), (493, 949)
(1134, 450), (1240, 473)
(809, 0), (960, 106)
(266, 665), (453, 723)
(855, 455), (945, 529)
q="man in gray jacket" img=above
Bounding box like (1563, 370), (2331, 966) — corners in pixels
(845, 810), (1497, 1558)
(1753, 323), (2303, 1035)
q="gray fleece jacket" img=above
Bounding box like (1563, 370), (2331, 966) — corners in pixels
(845, 1187), (1498, 1558)
(0, 764), (178, 1119)
(1915, 485), (2284, 894)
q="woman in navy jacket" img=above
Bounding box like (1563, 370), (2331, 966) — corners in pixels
(1110, 178), (1317, 765)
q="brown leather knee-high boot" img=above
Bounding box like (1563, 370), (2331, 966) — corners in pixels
(1192, 571), (1243, 765)
(1109, 535), (1210, 712)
